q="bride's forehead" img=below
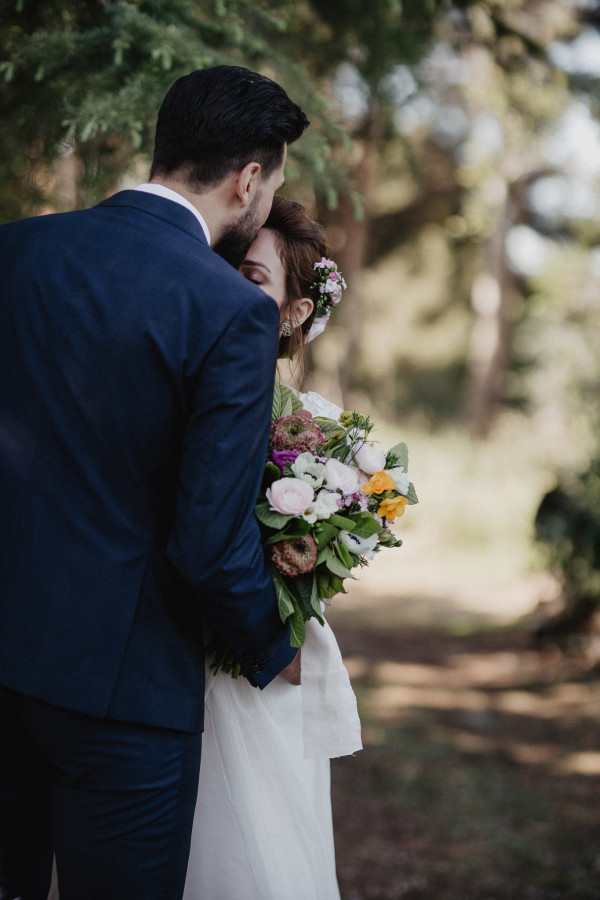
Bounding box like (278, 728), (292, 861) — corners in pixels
(248, 229), (284, 271)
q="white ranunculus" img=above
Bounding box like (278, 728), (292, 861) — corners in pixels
(324, 457), (362, 495)
(385, 466), (410, 496)
(266, 477), (314, 517)
(338, 530), (379, 560)
(354, 442), (386, 476)
(290, 452), (326, 489)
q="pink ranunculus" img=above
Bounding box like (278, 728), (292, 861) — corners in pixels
(266, 477), (314, 517)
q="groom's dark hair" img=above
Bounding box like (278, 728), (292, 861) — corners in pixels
(150, 66), (309, 190)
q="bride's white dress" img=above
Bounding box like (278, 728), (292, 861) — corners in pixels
(182, 390), (362, 900)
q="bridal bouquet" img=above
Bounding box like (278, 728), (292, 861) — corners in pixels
(212, 384), (418, 676)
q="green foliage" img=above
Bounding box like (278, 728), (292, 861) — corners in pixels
(271, 381), (304, 422)
(0, 0), (354, 220)
(535, 452), (600, 631)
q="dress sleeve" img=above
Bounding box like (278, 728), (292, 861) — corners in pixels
(297, 390), (344, 421)
(167, 292), (296, 688)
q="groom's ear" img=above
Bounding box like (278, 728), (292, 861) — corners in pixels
(234, 161), (262, 208)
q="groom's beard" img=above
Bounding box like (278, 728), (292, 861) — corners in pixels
(212, 192), (262, 268)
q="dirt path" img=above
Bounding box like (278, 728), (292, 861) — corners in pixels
(330, 620), (600, 900)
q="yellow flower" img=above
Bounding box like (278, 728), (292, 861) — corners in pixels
(377, 496), (408, 522)
(363, 470), (395, 495)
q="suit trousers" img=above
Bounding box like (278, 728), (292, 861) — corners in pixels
(0, 686), (202, 900)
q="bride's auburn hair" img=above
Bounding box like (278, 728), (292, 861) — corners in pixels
(262, 197), (328, 360)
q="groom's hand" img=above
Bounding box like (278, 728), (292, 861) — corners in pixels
(279, 650), (301, 685)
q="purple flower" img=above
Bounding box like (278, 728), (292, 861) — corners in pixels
(271, 449), (300, 472)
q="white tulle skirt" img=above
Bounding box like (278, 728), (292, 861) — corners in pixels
(182, 667), (341, 900)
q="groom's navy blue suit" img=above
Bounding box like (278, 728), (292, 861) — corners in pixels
(0, 190), (295, 899)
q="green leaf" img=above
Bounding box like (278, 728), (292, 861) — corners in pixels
(264, 519), (311, 545)
(289, 605), (306, 648)
(295, 573), (315, 612)
(271, 568), (295, 621)
(347, 512), (381, 538)
(316, 545), (334, 567)
(317, 569), (333, 597)
(387, 442), (409, 471)
(261, 462), (281, 493)
(255, 501), (292, 530)
(406, 483), (419, 505)
(272, 382), (304, 422)
(325, 554), (354, 579)
(328, 513), (357, 530)
(333, 539), (356, 570)
(328, 574), (347, 595)
(313, 521), (340, 550)
(309, 573), (324, 622)
(313, 416), (344, 441)
(271, 381), (283, 422)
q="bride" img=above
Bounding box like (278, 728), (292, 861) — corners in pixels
(48, 198), (360, 900)
(182, 197), (361, 900)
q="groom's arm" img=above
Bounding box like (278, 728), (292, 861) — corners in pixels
(167, 287), (296, 687)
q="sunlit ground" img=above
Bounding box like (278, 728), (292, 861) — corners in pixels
(324, 414), (600, 899)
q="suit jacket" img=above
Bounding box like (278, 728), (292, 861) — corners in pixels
(0, 190), (295, 732)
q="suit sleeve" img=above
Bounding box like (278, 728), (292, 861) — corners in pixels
(167, 289), (296, 687)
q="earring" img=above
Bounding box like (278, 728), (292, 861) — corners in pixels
(279, 322), (293, 338)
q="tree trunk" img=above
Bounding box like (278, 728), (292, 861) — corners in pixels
(462, 180), (525, 437)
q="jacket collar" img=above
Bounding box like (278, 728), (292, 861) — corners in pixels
(97, 190), (210, 246)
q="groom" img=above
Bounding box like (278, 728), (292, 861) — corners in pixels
(0, 66), (308, 899)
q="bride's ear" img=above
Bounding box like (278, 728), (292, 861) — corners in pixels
(292, 297), (314, 328)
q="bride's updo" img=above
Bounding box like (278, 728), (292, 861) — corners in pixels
(262, 197), (328, 359)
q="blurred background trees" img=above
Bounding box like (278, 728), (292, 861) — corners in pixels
(2, 0), (600, 641)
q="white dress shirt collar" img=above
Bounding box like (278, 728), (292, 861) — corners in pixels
(135, 183), (211, 245)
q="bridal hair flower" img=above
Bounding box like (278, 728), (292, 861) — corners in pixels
(307, 257), (347, 342)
